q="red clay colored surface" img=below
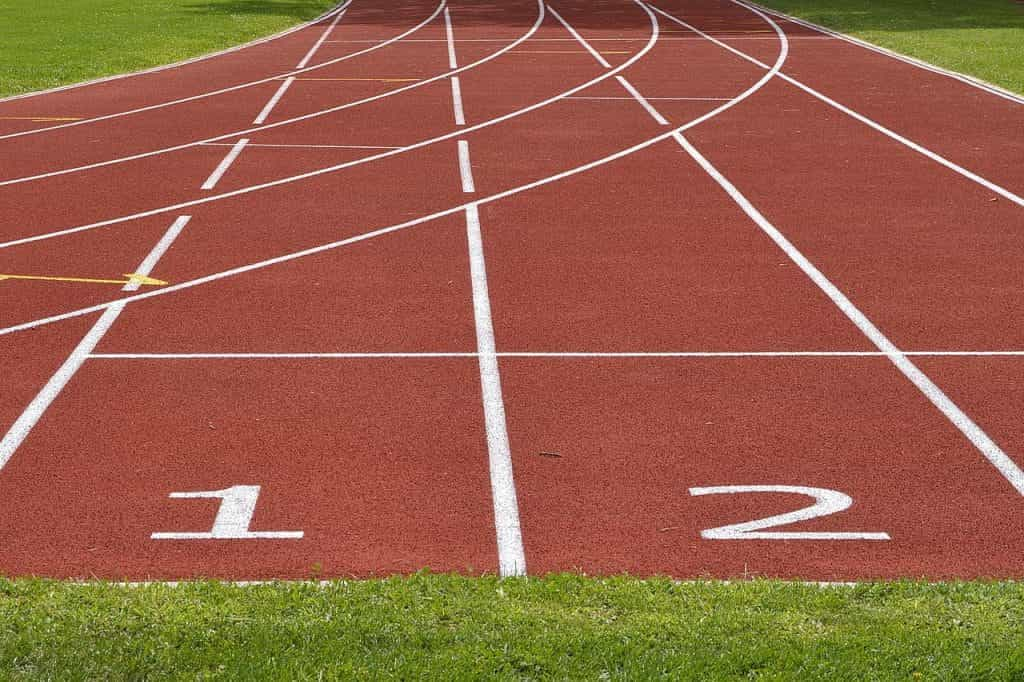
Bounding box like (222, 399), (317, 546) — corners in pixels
(1, 0), (1023, 579)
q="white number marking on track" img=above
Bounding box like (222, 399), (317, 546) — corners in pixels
(688, 485), (890, 540)
(151, 485), (303, 540)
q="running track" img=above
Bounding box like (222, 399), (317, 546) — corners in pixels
(1, 0), (1023, 581)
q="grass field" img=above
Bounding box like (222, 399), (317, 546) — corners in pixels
(1, 575), (1023, 678)
(758, 0), (1024, 95)
(0, 0), (336, 97)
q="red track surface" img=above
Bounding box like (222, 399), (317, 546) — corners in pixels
(1, 0), (1022, 581)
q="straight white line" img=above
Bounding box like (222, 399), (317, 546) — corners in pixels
(253, 77), (294, 125)
(651, 4), (1024, 209)
(0, 216), (190, 470)
(466, 203), (526, 577)
(200, 139), (248, 190)
(325, 36), (829, 43)
(567, 96), (731, 101)
(451, 76), (466, 125)
(739, 0), (1024, 105)
(123, 215), (191, 291)
(616, 76), (669, 124)
(547, 4), (612, 68)
(673, 131), (1024, 496)
(444, 7), (459, 69)
(201, 142), (400, 150)
(296, 6), (348, 69)
(458, 140), (476, 193)
(84, 351), (1024, 359)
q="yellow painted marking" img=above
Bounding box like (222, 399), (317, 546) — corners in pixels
(0, 116), (83, 122)
(0, 272), (167, 286)
(288, 78), (420, 82)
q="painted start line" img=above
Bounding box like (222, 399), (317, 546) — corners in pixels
(0, 0), (1022, 581)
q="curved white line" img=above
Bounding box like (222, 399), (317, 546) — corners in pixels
(0, 0), (538, 188)
(0, 0), (790, 337)
(0, 1), (348, 105)
(0, 0), (443, 144)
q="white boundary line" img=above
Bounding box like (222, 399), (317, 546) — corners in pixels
(0, 0), (789, 336)
(466, 200), (527, 577)
(296, 5), (349, 69)
(451, 77), (467, 125)
(674, 131), (1024, 496)
(444, 7), (459, 69)
(85, 351), (1024, 359)
(200, 142), (399, 150)
(0, 215), (191, 469)
(458, 140), (476, 192)
(201, 138), (249, 190)
(738, 0), (1024, 106)
(0, 0), (440, 144)
(616, 76), (669, 124)
(650, 4), (1024, 209)
(0, 0), (532, 189)
(547, 5), (612, 68)
(0, 2), (348, 105)
(253, 78), (294, 125)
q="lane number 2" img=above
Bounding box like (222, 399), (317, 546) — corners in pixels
(151, 485), (303, 540)
(688, 485), (890, 540)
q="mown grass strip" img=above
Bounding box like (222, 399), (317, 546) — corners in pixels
(1, 575), (1024, 678)
(755, 0), (1024, 96)
(0, 0), (337, 97)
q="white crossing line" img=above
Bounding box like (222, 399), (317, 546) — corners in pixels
(444, 7), (459, 69)
(0, 216), (191, 470)
(295, 6), (349, 69)
(466, 202), (527, 577)
(673, 130), (1024, 496)
(451, 76), (466, 125)
(123, 215), (191, 292)
(458, 140), (476, 193)
(85, 351), (1024, 360)
(201, 142), (400, 150)
(547, 5), (611, 68)
(616, 76), (669, 124)
(201, 138), (249, 190)
(253, 77), (295, 125)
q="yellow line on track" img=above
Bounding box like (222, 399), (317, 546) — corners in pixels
(0, 272), (167, 286)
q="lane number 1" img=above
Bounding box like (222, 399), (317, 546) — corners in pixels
(151, 485), (303, 540)
(689, 485), (890, 540)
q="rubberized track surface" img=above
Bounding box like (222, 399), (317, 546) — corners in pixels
(1, 0), (1022, 581)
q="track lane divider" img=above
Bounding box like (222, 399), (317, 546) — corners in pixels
(296, 4), (349, 69)
(0, 215), (190, 469)
(201, 138), (249, 190)
(253, 77), (295, 125)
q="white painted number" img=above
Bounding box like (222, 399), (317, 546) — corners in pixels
(151, 485), (303, 540)
(688, 485), (889, 540)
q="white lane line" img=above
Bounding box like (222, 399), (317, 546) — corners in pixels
(253, 77), (294, 125)
(200, 139), (249, 190)
(0, 1), (349, 106)
(740, 0), (1024, 105)
(674, 131), (1024, 496)
(650, 4), (1024, 209)
(85, 351), (1024, 359)
(547, 5), (612, 68)
(201, 142), (401, 150)
(0, 1), (784, 338)
(0, 0), (536, 188)
(0, 216), (190, 470)
(451, 76), (467, 125)
(296, 5), (349, 69)
(123, 215), (191, 291)
(616, 76), (669, 124)
(444, 7), (459, 69)
(466, 202), (527, 577)
(567, 96), (731, 101)
(0, 0), (440, 143)
(458, 140), (476, 193)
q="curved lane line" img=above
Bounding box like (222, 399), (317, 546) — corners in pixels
(0, 1), (348, 106)
(0, 0), (443, 143)
(0, 0), (541, 188)
(0, 0), (790, 336)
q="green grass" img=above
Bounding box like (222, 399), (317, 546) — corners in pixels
(0, 0), (337, 97)
(1, 575), (1024, 679)
(756, 0), (1024, 96)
